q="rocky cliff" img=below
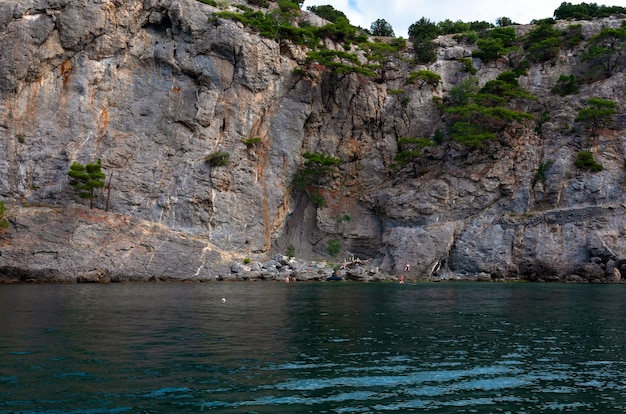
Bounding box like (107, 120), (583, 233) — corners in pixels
(1, 0), (625, 282)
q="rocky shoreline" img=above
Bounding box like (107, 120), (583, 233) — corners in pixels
(1, 252), (623, 284)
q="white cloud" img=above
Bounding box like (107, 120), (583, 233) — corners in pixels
(302, 0), (567, 37)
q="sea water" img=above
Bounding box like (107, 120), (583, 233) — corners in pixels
(1, 282), (626, 413)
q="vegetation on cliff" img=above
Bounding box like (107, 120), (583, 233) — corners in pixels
(67, 161), (106, 209)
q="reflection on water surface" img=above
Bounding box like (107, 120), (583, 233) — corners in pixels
(1, 282), (625, 413)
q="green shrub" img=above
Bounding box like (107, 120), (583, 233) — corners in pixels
(242, 137), (262, 147)
(68, 160), (106, 209)
(335, 214), (351, 223)
(523, 21), (562, 63)
(551, 74), (579, 96)
(474, 37), (506, 61)
(406, 70), (441, 88)
(412, 39), (437, 64)
(395, 137), (434, 177)
(458, 57), (477, 74)
(0, 201), (8, 229)
(575, 98), (617, 136)
(205, 151), (230, 167)
(453, 31), (479, 44)
(305, 49), (376, 77)
(243, 257), (251, 264)
(17, 134), (25, 144)
(533, 159), (555, 185)
(575, 151), (603, 172)
(310, 191), (326, 208)
(286, 244), (295, 258)
(327, 238), (341, 257)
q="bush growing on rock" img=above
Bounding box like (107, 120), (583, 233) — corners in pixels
(205, 151), (230, 167)
(0, 201), (8, 229)
(575, 97), (617, 137)
(406, 70), (441, 88)
(551, 74), (580, 96)
(575, 151), (603, 172)
(394, 137), (434, 177)
(68, 160), (106, 209)
(327, 238), (341, 257)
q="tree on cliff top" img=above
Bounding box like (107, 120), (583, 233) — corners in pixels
(306, 5), (347, 23)
(370, 19), (395, 37)
(68, 160), (106, 209)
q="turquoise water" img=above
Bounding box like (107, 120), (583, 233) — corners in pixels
(1, 282), (626, 413)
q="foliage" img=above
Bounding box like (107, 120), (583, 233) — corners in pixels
(0, 201), (8, 229)
(409, 17), (439, 64)
(551, 74), (579, 96)
(448, 78), (479, 106)
(479, 71), (536, 101)
(294, 151), (342, 197)
(198, 0), (217, 6)
(406, 70), (441, 88)
(364, 39), (406, 65)
(247, 0), (268, 7)
(205, 151), (230, 167)
(335, 214), (351, 223)
(582, 26), (626, 79)
(562, 24), (584, 48)
(306, 49), (376, 76)
(458, 57), (477, 74)
(523, 20), (566, 63)
(301, 152), (342, 177)
(309, 191), (326, 208)
(68, 160), (106, 209)
(437, 19), (471, 35)
(453, 31), (479, 44)
(575, 151), (603, 171)
(449, 121), (497, 147)
(412, 38), (437, 64)
(474, 37), (506, 61)
(327, 238), (341, 257)
(575, 97), (617, 136)
(445, 104), (533, 147)
(533, 159), (555, 185)
(286, 244), (295, 259)
(395, 137), (434, 177)
(370, 18), (394, 37)
(243, 257), (251, 264)
(307, 5), (347, 23)
(243, 137), (262, 146)
(554, 2), (626, 20)
(489, 27), (517, 48)
(496, 17), (516, 27)
(408, 17), (439, 40)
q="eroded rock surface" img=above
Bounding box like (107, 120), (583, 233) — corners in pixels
(0, 0), (625, 282)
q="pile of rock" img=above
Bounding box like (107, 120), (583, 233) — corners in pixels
(222, 255), (395, 282)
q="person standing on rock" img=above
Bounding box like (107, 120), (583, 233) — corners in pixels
(404, 263), (411, 272)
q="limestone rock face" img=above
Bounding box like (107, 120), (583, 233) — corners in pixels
(0, 0), (625, 282)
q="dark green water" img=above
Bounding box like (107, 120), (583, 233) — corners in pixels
(1, 282), (626, 413)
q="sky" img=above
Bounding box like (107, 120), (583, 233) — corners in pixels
(301, 0), (571, 37)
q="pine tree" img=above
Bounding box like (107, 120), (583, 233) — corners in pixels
(68, 160), (106, 209)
